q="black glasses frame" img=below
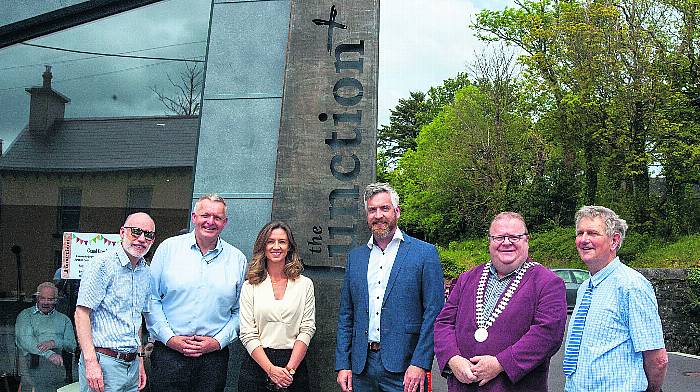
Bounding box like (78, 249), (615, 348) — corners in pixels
(123, 226), (156, 240)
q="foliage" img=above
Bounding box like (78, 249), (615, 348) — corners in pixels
(438, 230), (700, 278)
(688, 268), (700, 305)
(391, 49), (536, 242)
(377, 91), (429, 166)
(437, 239), (489, 278)
(378, 74), (471, 169)
(378, 0), (700, 249)
(471, 0), (700, 237)
(629, 234), (700, 269)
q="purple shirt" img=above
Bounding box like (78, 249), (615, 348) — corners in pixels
(434, 262), (567, 391)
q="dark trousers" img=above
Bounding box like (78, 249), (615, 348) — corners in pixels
(238, 348), (310, 392)
(149, 342), (229, 392)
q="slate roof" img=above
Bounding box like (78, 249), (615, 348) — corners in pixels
(0, 115), (199, 172)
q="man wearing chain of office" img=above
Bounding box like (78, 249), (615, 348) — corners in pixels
(434, 212), (568, 391)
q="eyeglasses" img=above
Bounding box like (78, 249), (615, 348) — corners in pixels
(489, 234), (528, 243)
(123, 226), (156, 241)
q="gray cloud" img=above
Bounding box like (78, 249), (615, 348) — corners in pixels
(0, 0), (210, 151)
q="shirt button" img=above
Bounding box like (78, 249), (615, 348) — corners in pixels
(376, 312), (379, 315)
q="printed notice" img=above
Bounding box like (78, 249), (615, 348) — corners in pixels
(61, 232), (121, 279)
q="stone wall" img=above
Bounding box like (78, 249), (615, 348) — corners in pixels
(639, 268), (700, 355)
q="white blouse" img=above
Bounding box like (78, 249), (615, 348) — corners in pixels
(239, 274), (316, 354)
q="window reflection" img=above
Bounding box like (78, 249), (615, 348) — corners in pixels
(0, 0), (211, 387)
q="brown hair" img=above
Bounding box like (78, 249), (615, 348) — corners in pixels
(246, 221), (303, 284)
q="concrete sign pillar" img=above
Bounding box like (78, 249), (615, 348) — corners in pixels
(273, 1), (377, 266)
(271, 2), (378, 390)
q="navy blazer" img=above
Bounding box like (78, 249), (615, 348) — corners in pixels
(335, 231), (445, 373)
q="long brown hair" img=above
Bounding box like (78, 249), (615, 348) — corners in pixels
(246, 221), (303, 284)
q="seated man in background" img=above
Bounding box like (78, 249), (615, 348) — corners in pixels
(15, 281), (77, 392)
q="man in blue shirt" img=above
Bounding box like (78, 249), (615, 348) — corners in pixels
(75, 212), (155, 392)
(563, 206), (668, 392)
(146, 194), (247, 392)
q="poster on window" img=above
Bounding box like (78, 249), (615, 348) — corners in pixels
(61, 232), (121, 279)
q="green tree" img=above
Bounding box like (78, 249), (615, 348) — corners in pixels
(377, 91), (428, 166)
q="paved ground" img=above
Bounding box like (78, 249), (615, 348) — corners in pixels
(429, 315), (700, 391)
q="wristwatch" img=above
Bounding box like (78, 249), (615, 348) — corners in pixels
(286, 367), (296, 376)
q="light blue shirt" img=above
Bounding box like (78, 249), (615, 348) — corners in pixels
(76, 246), (150, 352)
(145, 232), (247, 348)
(366, 228), (403, 342)
(15, 305), (77, 358)
(564, 257), (665, 392)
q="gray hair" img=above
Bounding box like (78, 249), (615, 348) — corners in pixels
(490, 212), (529, 234)
(575, 205), (628, 249)
(363, 183), (400, 211)
(195, 193), (228, 216)
(36, 282), (58, 296)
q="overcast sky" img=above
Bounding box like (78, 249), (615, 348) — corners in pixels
(0, 0), (512, 152)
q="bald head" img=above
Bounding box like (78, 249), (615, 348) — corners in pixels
(124, 212), (155, 229)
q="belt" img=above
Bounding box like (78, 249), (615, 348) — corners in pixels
(368, 342), (381, 352)
(95, 347), (138, 362)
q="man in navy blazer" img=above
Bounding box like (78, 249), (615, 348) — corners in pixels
(336, 183), (444, 392)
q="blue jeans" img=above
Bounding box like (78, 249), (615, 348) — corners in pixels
(352, 350), (404, 392)
(79, 352), (139, 392)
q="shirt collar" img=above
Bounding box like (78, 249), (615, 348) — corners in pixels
(117, 244), (146, 270)
(488, 260), (525, 281)
(33, 304), (54, 315)
(590, 256), (621, 288)
(366, 227), (404, 249)
(188, 231), (223, 263)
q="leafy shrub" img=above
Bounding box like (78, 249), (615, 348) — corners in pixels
(629, 235), (700, 269)
(438, 229), (700, 277)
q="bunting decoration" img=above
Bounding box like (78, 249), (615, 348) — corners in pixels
(72, 233), (120, 245)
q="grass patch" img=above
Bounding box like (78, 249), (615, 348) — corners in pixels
(438, 229), (700, 278)
(629, 234), (700, 269)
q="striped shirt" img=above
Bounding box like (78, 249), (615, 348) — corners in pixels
(77, 246), (150, 352)
(564, 257), (665, 392)
(483, 262), (523, 318)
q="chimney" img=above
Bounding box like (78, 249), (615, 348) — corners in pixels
(25, 65), (70, 138)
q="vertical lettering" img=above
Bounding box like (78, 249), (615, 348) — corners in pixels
(329, 186), (359, 219)
(334, 40), (365, 73)
(327, 224), (357, 257)
(330, 154), (360, 180)
(325, 128), (362, 150)
(333, 110), (362, 126)
(333, 78), (363, 106)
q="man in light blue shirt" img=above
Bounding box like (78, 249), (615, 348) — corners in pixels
(145, 194), (247, 392)
(75, 212), (155, 392)
(563, 206), (668, 392)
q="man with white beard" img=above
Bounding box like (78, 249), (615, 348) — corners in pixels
(75, 212), (156, 392)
